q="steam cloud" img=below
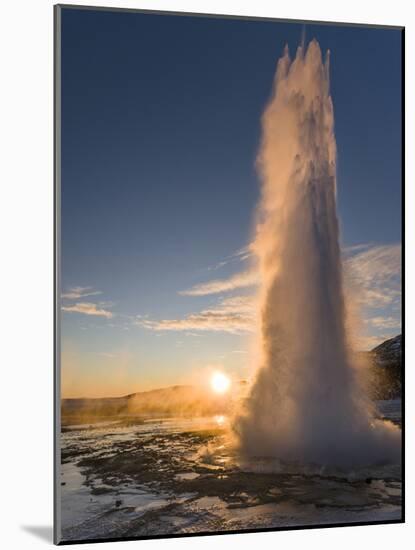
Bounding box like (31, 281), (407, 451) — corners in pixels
(234, 40), (400, 467)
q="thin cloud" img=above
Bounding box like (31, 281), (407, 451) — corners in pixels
(186, 243), (400, 305)
(344, 243), (401, 308)
(61, 302), (113, 319)
(232, 245), (253, 261)
(137, 295), (256, 334)
(207, 244), (253, 271)
(366, 316), (401, 330)
(61, 286), (102, 300)
(137, 243), (401, 337)
(179, 269), (259, 297)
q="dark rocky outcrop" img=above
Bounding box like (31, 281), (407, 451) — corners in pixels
(365, 335), (402, 400)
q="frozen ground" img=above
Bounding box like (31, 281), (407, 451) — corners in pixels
(59, 400), (402, 542)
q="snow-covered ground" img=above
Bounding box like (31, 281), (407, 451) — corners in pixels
(59, 400), (402, 543)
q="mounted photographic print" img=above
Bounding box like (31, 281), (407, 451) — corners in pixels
(54, 4), (404, 545)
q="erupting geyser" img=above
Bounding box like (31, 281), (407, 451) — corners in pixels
(235, 40), (400, 468)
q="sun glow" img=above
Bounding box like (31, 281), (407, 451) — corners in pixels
(214, 414), (226, 426)
(210, 371), (231, 394)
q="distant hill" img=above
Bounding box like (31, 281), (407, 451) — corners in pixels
(365, 334), (402, 400)
(61, 382), (246, 424)
(61, 336), (402, 423)
(372, 334), (402, 367)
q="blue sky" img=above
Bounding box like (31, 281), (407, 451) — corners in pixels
(60, 8), (402, 397)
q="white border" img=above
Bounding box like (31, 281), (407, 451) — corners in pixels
(1, 1), (413, 548)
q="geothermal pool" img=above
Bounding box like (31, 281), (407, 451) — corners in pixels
(59, 400), (402, 542)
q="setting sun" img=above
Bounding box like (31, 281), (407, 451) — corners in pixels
(210, 371), (231, 394)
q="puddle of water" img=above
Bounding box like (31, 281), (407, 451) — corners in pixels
(175, 472), (200, 481)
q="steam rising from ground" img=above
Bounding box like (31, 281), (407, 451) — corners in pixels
(234, 40), (400, 468)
